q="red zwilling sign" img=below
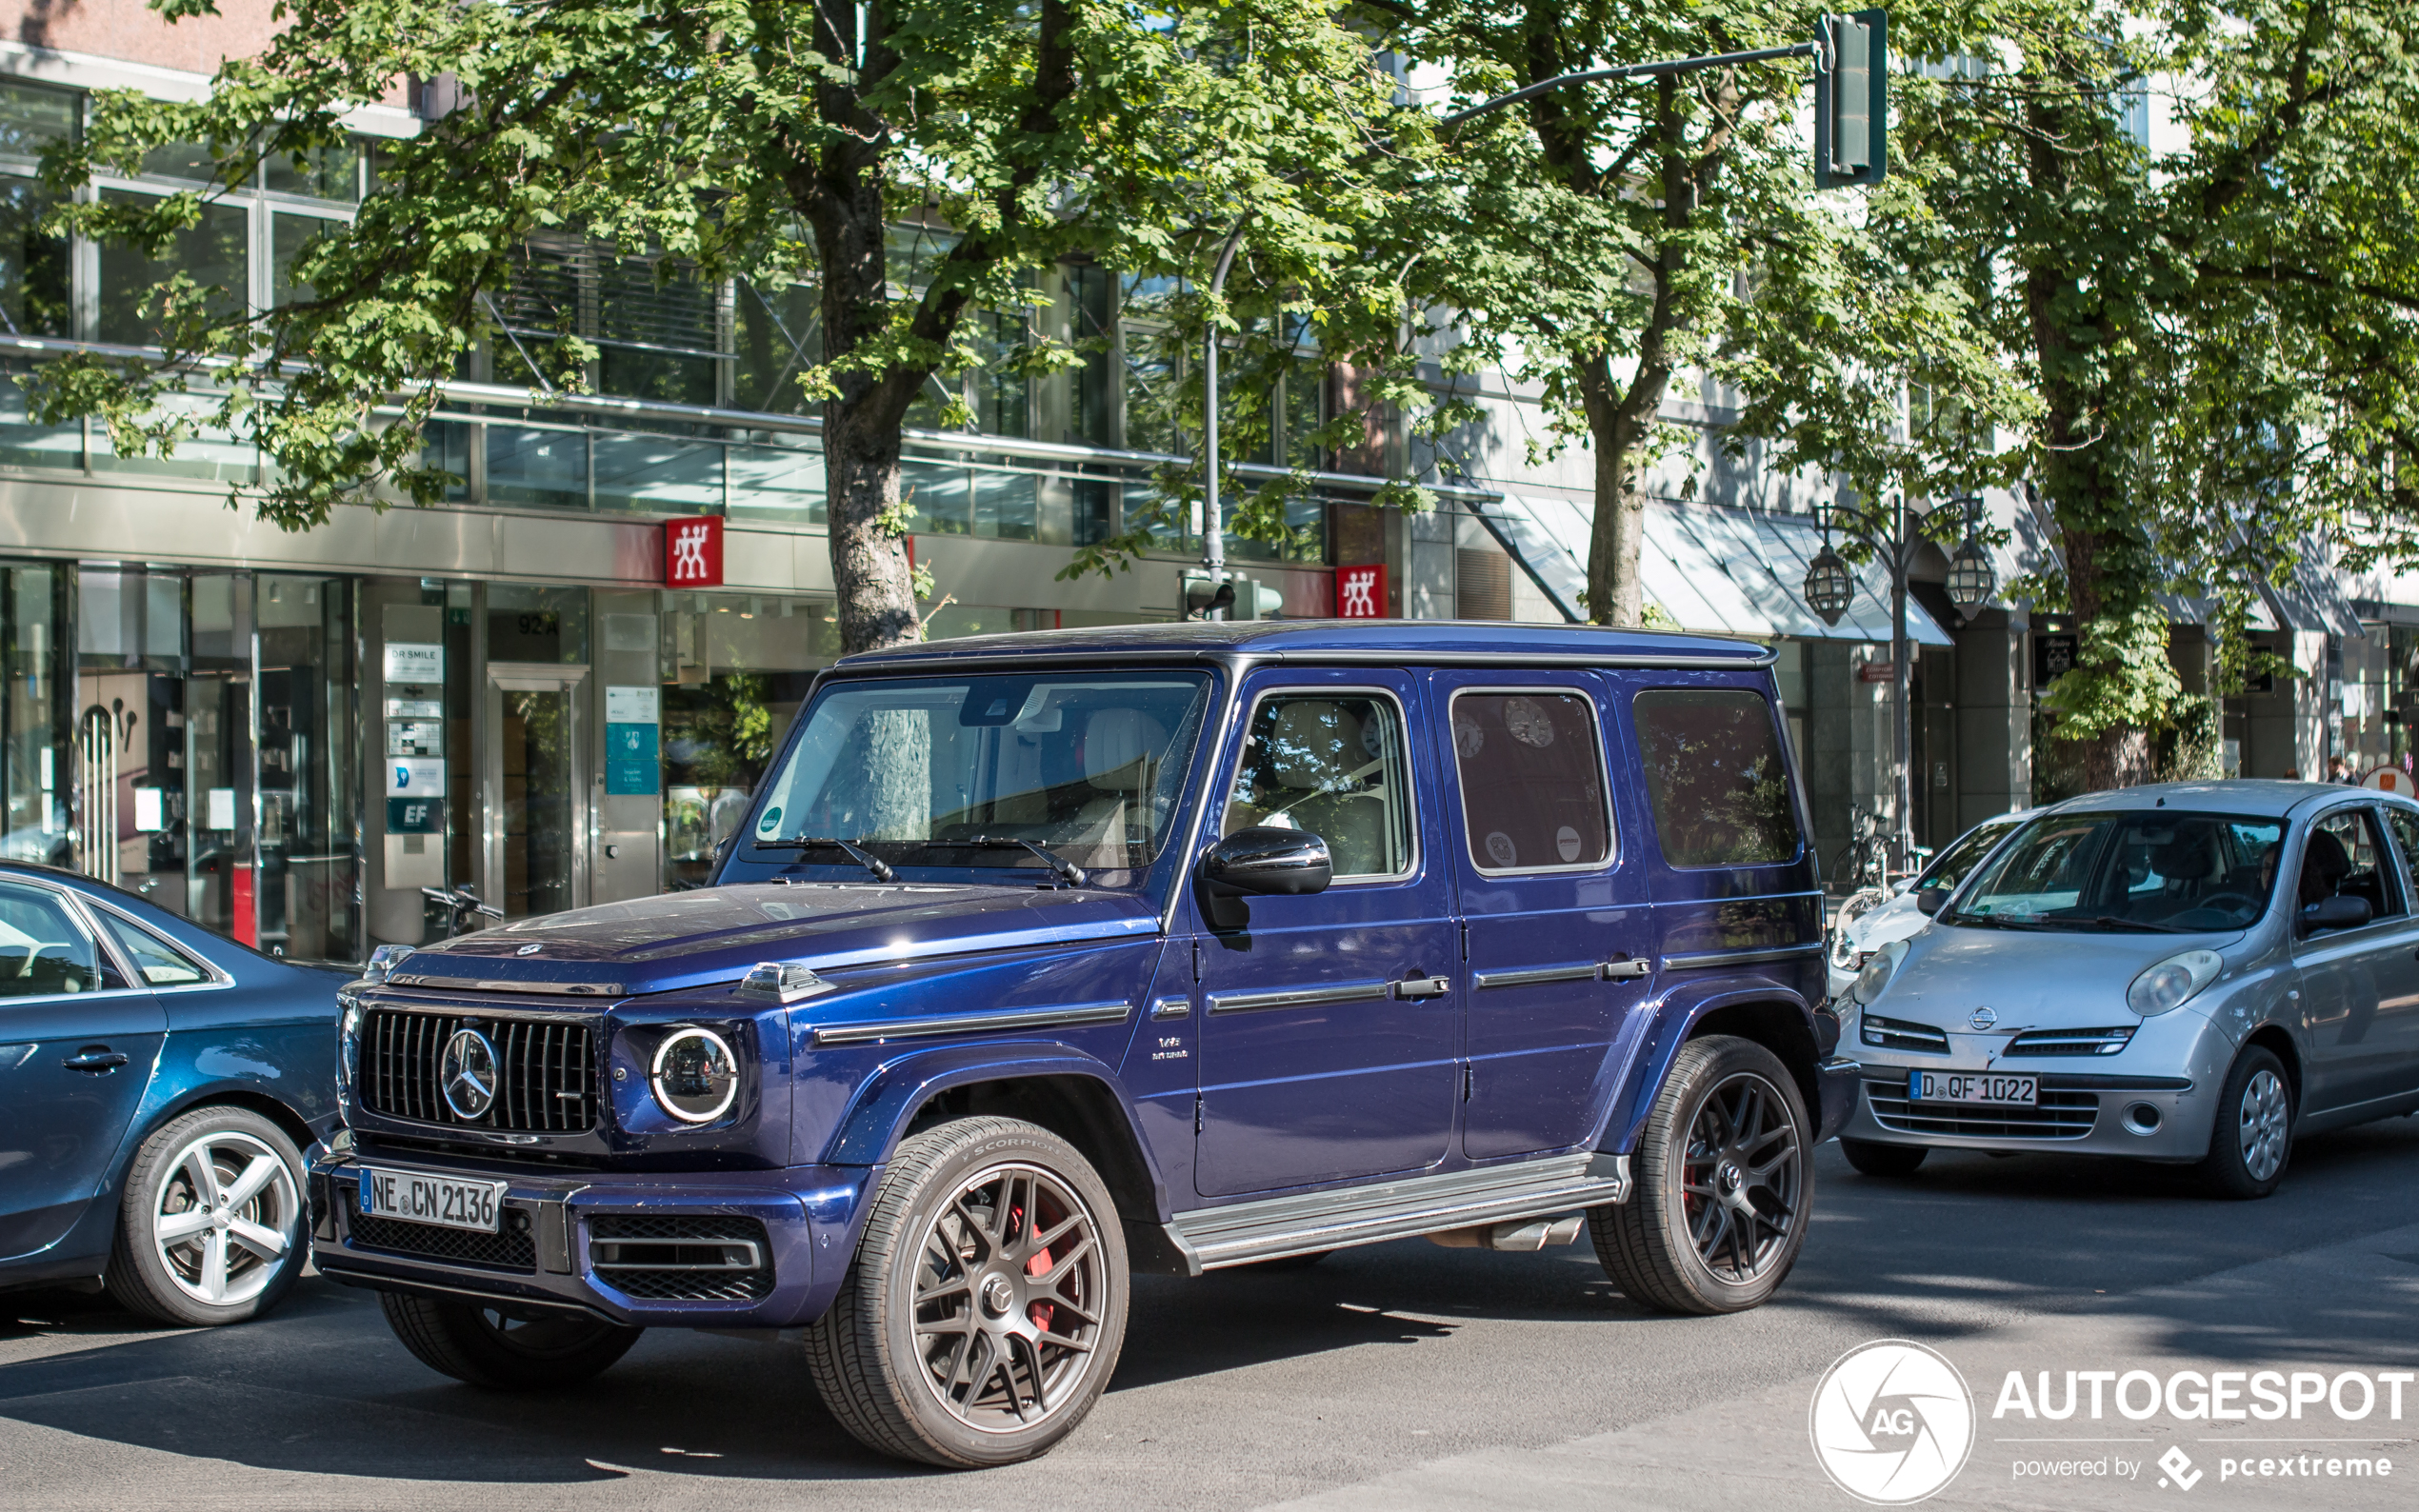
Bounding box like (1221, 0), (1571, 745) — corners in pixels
(1334, 564), (1387, 619)
(664, 516), (723, 587)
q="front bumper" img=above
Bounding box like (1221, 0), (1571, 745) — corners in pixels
(309, 1149), (873, 1329)
(1838, 1056), (2214, 1160)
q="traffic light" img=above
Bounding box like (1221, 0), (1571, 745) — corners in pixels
(1181, 572), (1288, 620)
(1814, 10), (1888, 189)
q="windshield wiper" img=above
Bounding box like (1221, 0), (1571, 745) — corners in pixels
(1943, 912), (2055, 930)
(927, 835), (1090, 887)
(2089, 915), (2198, 933)
(755, 835), (897, 883)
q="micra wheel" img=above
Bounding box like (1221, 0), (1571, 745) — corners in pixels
(2198, 1045), (2293, 1200)
(1840, 1137), (1929, 1178)
(1590, 1035), (1811, 1316)
(805, 1116), (1129, 1468)
(378, 1293), (643, 1388)
(105, 1104), (306, 1326)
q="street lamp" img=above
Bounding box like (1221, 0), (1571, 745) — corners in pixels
(1805, 507), (1855, 626)
(1944, 493), (1994, 614)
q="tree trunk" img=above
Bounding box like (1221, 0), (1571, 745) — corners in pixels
(1576, 358), (1656, 627)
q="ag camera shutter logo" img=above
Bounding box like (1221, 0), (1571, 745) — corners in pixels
(1809, 1340), (1975, 1503)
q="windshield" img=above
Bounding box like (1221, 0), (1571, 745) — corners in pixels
(745, 671), (1212, 880)
(1917, 818), (2022, 893)
(1949, 811), (2283, 932)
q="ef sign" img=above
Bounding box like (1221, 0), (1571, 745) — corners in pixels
(665, 516), (723, 588)
(1334, 564), (1387, 619)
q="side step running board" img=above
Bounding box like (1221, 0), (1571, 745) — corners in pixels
(1155, 1152), (1631, 1274)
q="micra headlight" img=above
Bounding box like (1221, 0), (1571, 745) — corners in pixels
(1851, 940), (1908, 1006)
(2128, 949), (2224, 1016)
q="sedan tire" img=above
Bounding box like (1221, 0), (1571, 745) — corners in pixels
(1840, 1138), (1929, 1178)
(2197, 1046), (2293, 1200)
(105, 1105), (307, 1326)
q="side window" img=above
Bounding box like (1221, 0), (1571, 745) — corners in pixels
(1449, 690), (1611, 872)
(2307, 808), (2404, 920)
(96, 911), (213, 986)
(2388, 810), (2419, 897)
(0, 883), (111, 997)
(1226, 693), (1414, 880)
(1629, 688), (1801, 868)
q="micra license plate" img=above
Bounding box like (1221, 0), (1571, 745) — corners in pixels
(357, 1166), (507, 1233)
(1909, 1070), (2037, 1106)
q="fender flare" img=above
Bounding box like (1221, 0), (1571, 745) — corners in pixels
(1597, 975), (1820, 1155)
(819, 1039), (1171, 1217)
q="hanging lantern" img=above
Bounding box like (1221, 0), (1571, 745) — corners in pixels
(1946, 536), (1996, 610)
(1803, 546), (1855, 626)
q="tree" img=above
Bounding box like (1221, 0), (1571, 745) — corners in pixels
(33, 0), (1397, 653)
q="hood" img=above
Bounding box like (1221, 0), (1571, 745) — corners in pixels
(382, 883), (1161, 998)
(1867, 921), (2247, 1032)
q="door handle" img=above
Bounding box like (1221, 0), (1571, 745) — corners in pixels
(1600, 957), (1651, 981)
(1392, 975), (1452, 999)
(63, 1047), (130, 1072)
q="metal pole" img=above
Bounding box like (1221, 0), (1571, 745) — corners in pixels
(1202, 324), (1223, 614)
(1890, 494), (1912, 874)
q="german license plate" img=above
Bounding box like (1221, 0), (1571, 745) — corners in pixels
(357, 1166), (507, 1233)
(1909, 1070), (2036, 1106)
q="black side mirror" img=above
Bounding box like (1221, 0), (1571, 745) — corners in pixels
(1201, 826), (1332, 897)
(2300, 895), (2372, 933)
(1915, 887), (1949, 917)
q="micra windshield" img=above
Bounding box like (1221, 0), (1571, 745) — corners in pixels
(1946, 811), (2283, 932)
(743, 671), (1213, 885)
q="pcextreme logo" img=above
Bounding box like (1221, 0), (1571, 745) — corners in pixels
(1809, 1340), (1977, 1504)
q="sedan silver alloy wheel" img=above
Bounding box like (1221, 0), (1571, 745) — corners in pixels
(150, 1128), (299, 1308)
(2236, 1067), (2289, 1183)
(911, 1162), (1109, 1434)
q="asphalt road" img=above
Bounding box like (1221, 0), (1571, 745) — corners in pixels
(6, 1121), (2419, 1512)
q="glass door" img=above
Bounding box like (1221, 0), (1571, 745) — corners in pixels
(483, 665), (589, 919)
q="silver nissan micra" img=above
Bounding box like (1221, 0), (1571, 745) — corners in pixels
(1837, 780), (2419, 1197)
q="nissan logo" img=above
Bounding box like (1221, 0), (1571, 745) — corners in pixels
(1969, 1006), (1998, 1031)
(441, 1027), (500, 1121)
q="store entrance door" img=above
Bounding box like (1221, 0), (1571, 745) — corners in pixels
(482, 664), (590, 920)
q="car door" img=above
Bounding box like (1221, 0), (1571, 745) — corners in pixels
(2289, 804), (2419, 1113)
(1190, 669), (1460, 1196)
(1429, 674), (1653, 1159)
(0, 878), (167, 1261)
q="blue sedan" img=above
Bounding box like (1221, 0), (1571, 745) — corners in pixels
(0, 863), (347, 1324)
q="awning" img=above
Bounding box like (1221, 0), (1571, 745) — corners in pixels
(1475, 493), (1952, 646)
(2261, 547), (2363, 639)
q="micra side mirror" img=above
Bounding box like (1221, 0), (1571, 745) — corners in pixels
(1916, 887), (1950, 917)
(1201, 826), (1333, 897)
(2300, 895), (2372, 933)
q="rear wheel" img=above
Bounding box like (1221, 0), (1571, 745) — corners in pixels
(378, 1293), (643, 1388)
(1590, 1036), (1810, 1316)
(2198, 1047), (2292, 1200)
(106, 1105), (307, 1326)
(1840, 1138), (1929, 1178)
(804, 1116), (1128, 1467)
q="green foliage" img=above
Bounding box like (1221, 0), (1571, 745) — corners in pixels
(2154, 691), (2225, 782)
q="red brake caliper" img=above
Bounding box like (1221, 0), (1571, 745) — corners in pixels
(1017, 1203), (1055, 1333)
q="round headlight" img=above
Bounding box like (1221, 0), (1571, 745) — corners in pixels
(1851, 940), (1907, 1006)
(650, 1027), (740, 1124)
(2127, 949), (2224, 1016)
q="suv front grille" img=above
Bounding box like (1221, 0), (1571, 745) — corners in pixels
(589, 1214), (773, 1302)
(347, 1208), (538, 1271)
(2005, 1026), (2135, 1056)
(1864, 1079), (2099, 1139)
(1860, 1014), (1950, 1053)
(362, 1009), (597, 1132)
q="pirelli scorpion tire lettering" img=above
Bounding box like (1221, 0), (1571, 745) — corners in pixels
(805, 1116), (1130, 1468)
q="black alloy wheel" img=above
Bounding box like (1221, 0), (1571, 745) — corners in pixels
(1591, 1035), (1811, 1315)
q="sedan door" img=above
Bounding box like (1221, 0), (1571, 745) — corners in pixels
(0, 878), (166, 1260)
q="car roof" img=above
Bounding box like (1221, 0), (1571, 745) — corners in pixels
(832, 620), (1774, 672)
(2045, 780), (2419, 822)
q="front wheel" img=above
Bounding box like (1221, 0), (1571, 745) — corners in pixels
(1590, 1036), (1811, 1316)
(2198, 1047), (2293, 1200)
(804, 1116), (1129, 1467)
(379, 1293), (644, 1388)
(105, 1105), (307, 1326)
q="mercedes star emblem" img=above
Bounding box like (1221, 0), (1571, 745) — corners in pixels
(1969, 1006), (1998, 1031)
(441, 1027), (501, 1121)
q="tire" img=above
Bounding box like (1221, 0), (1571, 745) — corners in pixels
(2197, 1046), (2293, 1200)
(378, 1292), (643, 1388)
(105, 1104), (307, 1326)
(1590, 1035), (1811, 1316)
(804, 1116), (1129, 1467)
(1840, 1138), (1929, 1178)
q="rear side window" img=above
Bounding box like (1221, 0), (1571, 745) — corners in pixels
(1449, 691), (1611, 872)
(1631, 688), (1801, 868)
(96, 910), (213, 985)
